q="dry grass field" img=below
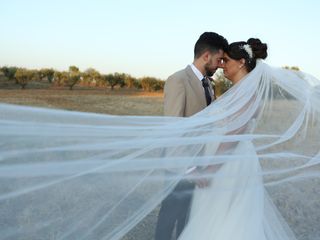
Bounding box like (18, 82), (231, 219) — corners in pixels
(0, 88), (164, 116)
(0, 76), (164, 115)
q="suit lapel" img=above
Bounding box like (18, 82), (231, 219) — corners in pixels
(185, 66), (207, 106)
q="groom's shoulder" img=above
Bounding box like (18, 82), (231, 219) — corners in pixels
(166, 66), (190, 83)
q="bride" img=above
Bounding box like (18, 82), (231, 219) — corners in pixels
(0, 39), (320, 240)
(178, 39), (297, 240)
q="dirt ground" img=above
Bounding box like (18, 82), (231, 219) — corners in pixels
(0, 88), (164, 116)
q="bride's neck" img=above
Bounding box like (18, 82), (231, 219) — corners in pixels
(231, 69), (249, 84)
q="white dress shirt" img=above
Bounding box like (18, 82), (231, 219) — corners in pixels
(190, 63), (204, 82)
(189, 63), (215, 97)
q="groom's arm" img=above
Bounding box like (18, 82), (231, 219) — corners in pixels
(164, 76), (186, 117)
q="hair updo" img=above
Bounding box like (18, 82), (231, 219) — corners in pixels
(226, 38), (268, 72)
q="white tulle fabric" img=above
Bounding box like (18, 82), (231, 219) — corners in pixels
(0, 61), (320, 240)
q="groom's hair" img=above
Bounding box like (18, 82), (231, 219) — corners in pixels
(194, 32), (228, 59)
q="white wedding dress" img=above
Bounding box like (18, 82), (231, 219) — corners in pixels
(178, 140), (296, 240)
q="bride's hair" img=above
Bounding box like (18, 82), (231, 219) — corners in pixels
(226, 38), (268, 72)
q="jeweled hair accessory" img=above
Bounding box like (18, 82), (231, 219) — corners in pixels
(240, 44), (253, 59)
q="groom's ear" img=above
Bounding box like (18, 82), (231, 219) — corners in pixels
(202, 51), (211, 62)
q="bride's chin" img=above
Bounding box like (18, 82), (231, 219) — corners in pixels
(225, 75), (234, 83)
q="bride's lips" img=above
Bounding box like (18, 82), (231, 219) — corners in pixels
(223, 70), (228, 76)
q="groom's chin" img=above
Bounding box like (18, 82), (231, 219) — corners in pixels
(206, 71), (214, 77)
(206, 67), (220, 77)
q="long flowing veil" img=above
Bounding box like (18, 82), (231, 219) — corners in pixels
(0, 61), (320, 239)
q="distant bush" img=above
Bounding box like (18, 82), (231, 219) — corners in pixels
(39, 68), (55, 83)
(15, 68), (39, 89)
(140, 77), (164, 92)
(53, 71), (68, 87)
(81, 68), (102, 87)
(212, 69), (232, 97)
(1, 65), (164, 92)
(1, 66), (18, 82)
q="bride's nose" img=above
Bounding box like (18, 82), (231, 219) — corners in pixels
(218, 59), (225, 68)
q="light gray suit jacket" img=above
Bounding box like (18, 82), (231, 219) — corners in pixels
(164, 65), (214, 117)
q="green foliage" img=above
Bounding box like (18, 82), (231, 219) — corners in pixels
(81, 68), (102, 87)
(103, 74), (117, 90)
(39, 68), (55, 83)
(0, 65), (163, 92)
(103, 73), (126, 90)
(124, 75), (137, 89)
(133, 79), (142, 89)
(140, 77), (164, 92)
(69, 65), (79, 73)
(114, 73), (126, 88)
(14, 68), (39, 89)
(53, 71), (68, 87)
(66, 66), (81, 90)
(283, 66), (300, 71)
(154, 80), (165, 91)
(1, 66), (18, 82)
(213, 70), (232, 97)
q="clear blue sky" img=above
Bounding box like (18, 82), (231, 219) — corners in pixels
(1, 0), (319, 79)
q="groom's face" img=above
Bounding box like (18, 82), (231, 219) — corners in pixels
(204, 50), (224, 77)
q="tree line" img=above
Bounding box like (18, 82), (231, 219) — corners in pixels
(0, 65), (233, 95)
(0, 66), (165, 91)
(0, 65), (300, 95)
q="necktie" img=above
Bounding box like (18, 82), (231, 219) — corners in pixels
(201, 77), (212, 106)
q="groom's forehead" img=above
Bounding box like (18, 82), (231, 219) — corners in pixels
(213, 49), (224, 58)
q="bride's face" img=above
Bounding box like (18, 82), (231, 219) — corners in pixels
(222, 54), (245, 83)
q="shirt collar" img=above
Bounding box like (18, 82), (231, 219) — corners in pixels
(190, 64), (204, 81)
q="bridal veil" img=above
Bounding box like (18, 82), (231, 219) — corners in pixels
(0, 61), (319, 239)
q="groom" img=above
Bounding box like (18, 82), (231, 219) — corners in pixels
(155, 32), (228, 240)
